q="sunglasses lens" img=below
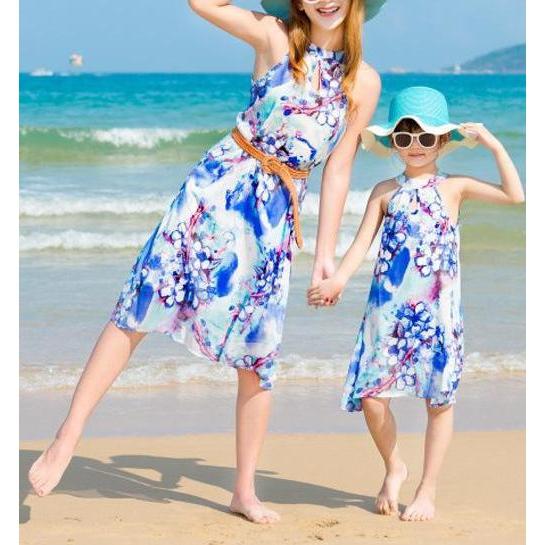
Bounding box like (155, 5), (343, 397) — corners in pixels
(393, 133), (412, 148)
(418, 133), (437, 148)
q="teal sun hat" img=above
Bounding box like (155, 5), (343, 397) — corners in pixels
(361, 86), (479, 157)
(261, 0), (387, 22)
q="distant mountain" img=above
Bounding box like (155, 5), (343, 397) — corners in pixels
(443, 44), (525, 74)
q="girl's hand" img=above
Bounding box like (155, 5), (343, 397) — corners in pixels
(459, 122), (503, 153)
(307, 276), (344, 307)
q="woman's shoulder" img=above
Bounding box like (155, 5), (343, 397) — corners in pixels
(258, 13), (289, 46)
(356, 62), (381, 86)
(352, 62), (381, 103)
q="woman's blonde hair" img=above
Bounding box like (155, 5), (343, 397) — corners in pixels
(288, 0), (363, 114)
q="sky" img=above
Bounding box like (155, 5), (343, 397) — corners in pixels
(20, 0), (526, 73)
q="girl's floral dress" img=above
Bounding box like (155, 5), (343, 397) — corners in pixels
(111, 44), (348, 389)
(342, 172), (464, 410)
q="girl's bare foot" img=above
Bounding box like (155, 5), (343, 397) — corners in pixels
(401, 483), (436, 521)
(229, 493), (280, 524)
(376, 461), (408, 515)
(28, 433), (78, 496)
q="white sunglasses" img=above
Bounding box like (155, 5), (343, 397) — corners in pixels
(391, 132), (439, 149)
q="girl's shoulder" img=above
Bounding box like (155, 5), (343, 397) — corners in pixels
(370, 178), (401, 212)
(373, 177), (399, 192)
(438, 173), (470, 197)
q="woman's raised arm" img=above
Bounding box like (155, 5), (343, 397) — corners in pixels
(187, 0), (279, 51)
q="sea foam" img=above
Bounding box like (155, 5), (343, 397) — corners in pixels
(19, 351), (526, 392)
(20, 190), (372, 218)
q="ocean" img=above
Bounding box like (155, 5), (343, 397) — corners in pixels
(19, 72), (526, 393)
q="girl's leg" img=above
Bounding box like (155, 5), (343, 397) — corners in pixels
(229, 369), (279, 524)
(28, 321), (146, 496)
(401, 401), (454, 522)
(362, 397), (408, 515)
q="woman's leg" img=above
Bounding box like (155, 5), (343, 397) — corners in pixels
(229, 369), (279, 524)
(28, 321), (146, 496)
(401, 401), (454, 522)
(362, 397), (408, 515)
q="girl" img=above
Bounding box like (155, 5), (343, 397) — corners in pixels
(28, 0), (383, 524)
(307, 86), (524, 521)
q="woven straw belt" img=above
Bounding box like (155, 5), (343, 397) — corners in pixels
(231, 127), (309, 249)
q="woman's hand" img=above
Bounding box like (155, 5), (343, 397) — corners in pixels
(309, 258), (338, 307)
(307, 275), (345, 307)
(311, 257), (336, 285)
(459, 122), (503, 153)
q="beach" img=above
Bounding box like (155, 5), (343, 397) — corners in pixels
(20, 429), (524, 545)
(20, 376), (525, 543)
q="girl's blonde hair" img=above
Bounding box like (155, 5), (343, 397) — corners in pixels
(288, 0), (364, 115)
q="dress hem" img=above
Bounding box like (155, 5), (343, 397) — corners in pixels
(342, 389), (457, 412)
(109, 317), (276, 391)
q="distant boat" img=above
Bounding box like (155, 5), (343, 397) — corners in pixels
(69, 53), (84, 68)
(388, 66), (407, 74)
(30, 68), (54, 77)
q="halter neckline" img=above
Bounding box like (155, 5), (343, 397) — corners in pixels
(396, 171), (447, 189)
(307, 43), (345, 62)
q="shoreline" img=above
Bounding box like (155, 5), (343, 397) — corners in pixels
(20, 430), (525, 545)
(20, 374), (525, 441)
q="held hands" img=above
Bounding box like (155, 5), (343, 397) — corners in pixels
(459, 122), (503, 153)
(309, 258), (340, 308)
(307, 275), (345, 308)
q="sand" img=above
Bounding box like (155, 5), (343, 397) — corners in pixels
(20, 431), (524, 545)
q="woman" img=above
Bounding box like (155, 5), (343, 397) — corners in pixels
(28, 0), (383, 524)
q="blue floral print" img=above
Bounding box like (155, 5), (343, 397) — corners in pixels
(111, 44), (348, 389)
(342, 173), (464, 409)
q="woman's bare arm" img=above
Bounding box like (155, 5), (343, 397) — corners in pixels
(187, 1), (288, 79)
(188, 0), (282, 50)
(311, 64), (381, 285)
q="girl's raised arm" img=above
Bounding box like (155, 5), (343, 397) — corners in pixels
(458, 123), (525, 205)
(311, 64), (381, 286)
(188, 0), (279, 50)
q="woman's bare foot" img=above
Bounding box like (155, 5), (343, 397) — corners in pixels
(376, 461), (408, 515)
(28, 433), (78, 497)
(401, 483), (436, 521)
(229, 493), (280, 524)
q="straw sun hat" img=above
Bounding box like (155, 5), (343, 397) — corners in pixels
(361, 86), (480, 157)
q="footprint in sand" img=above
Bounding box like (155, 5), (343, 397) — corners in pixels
(315, 519), (340, 529)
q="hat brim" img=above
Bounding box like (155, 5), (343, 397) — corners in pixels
(361, 115), (480, 158)
(260, 0), (387, 22)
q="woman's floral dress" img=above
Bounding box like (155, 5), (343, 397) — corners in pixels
(111, 44), (348, 389)
(342, 173), (464, 410)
